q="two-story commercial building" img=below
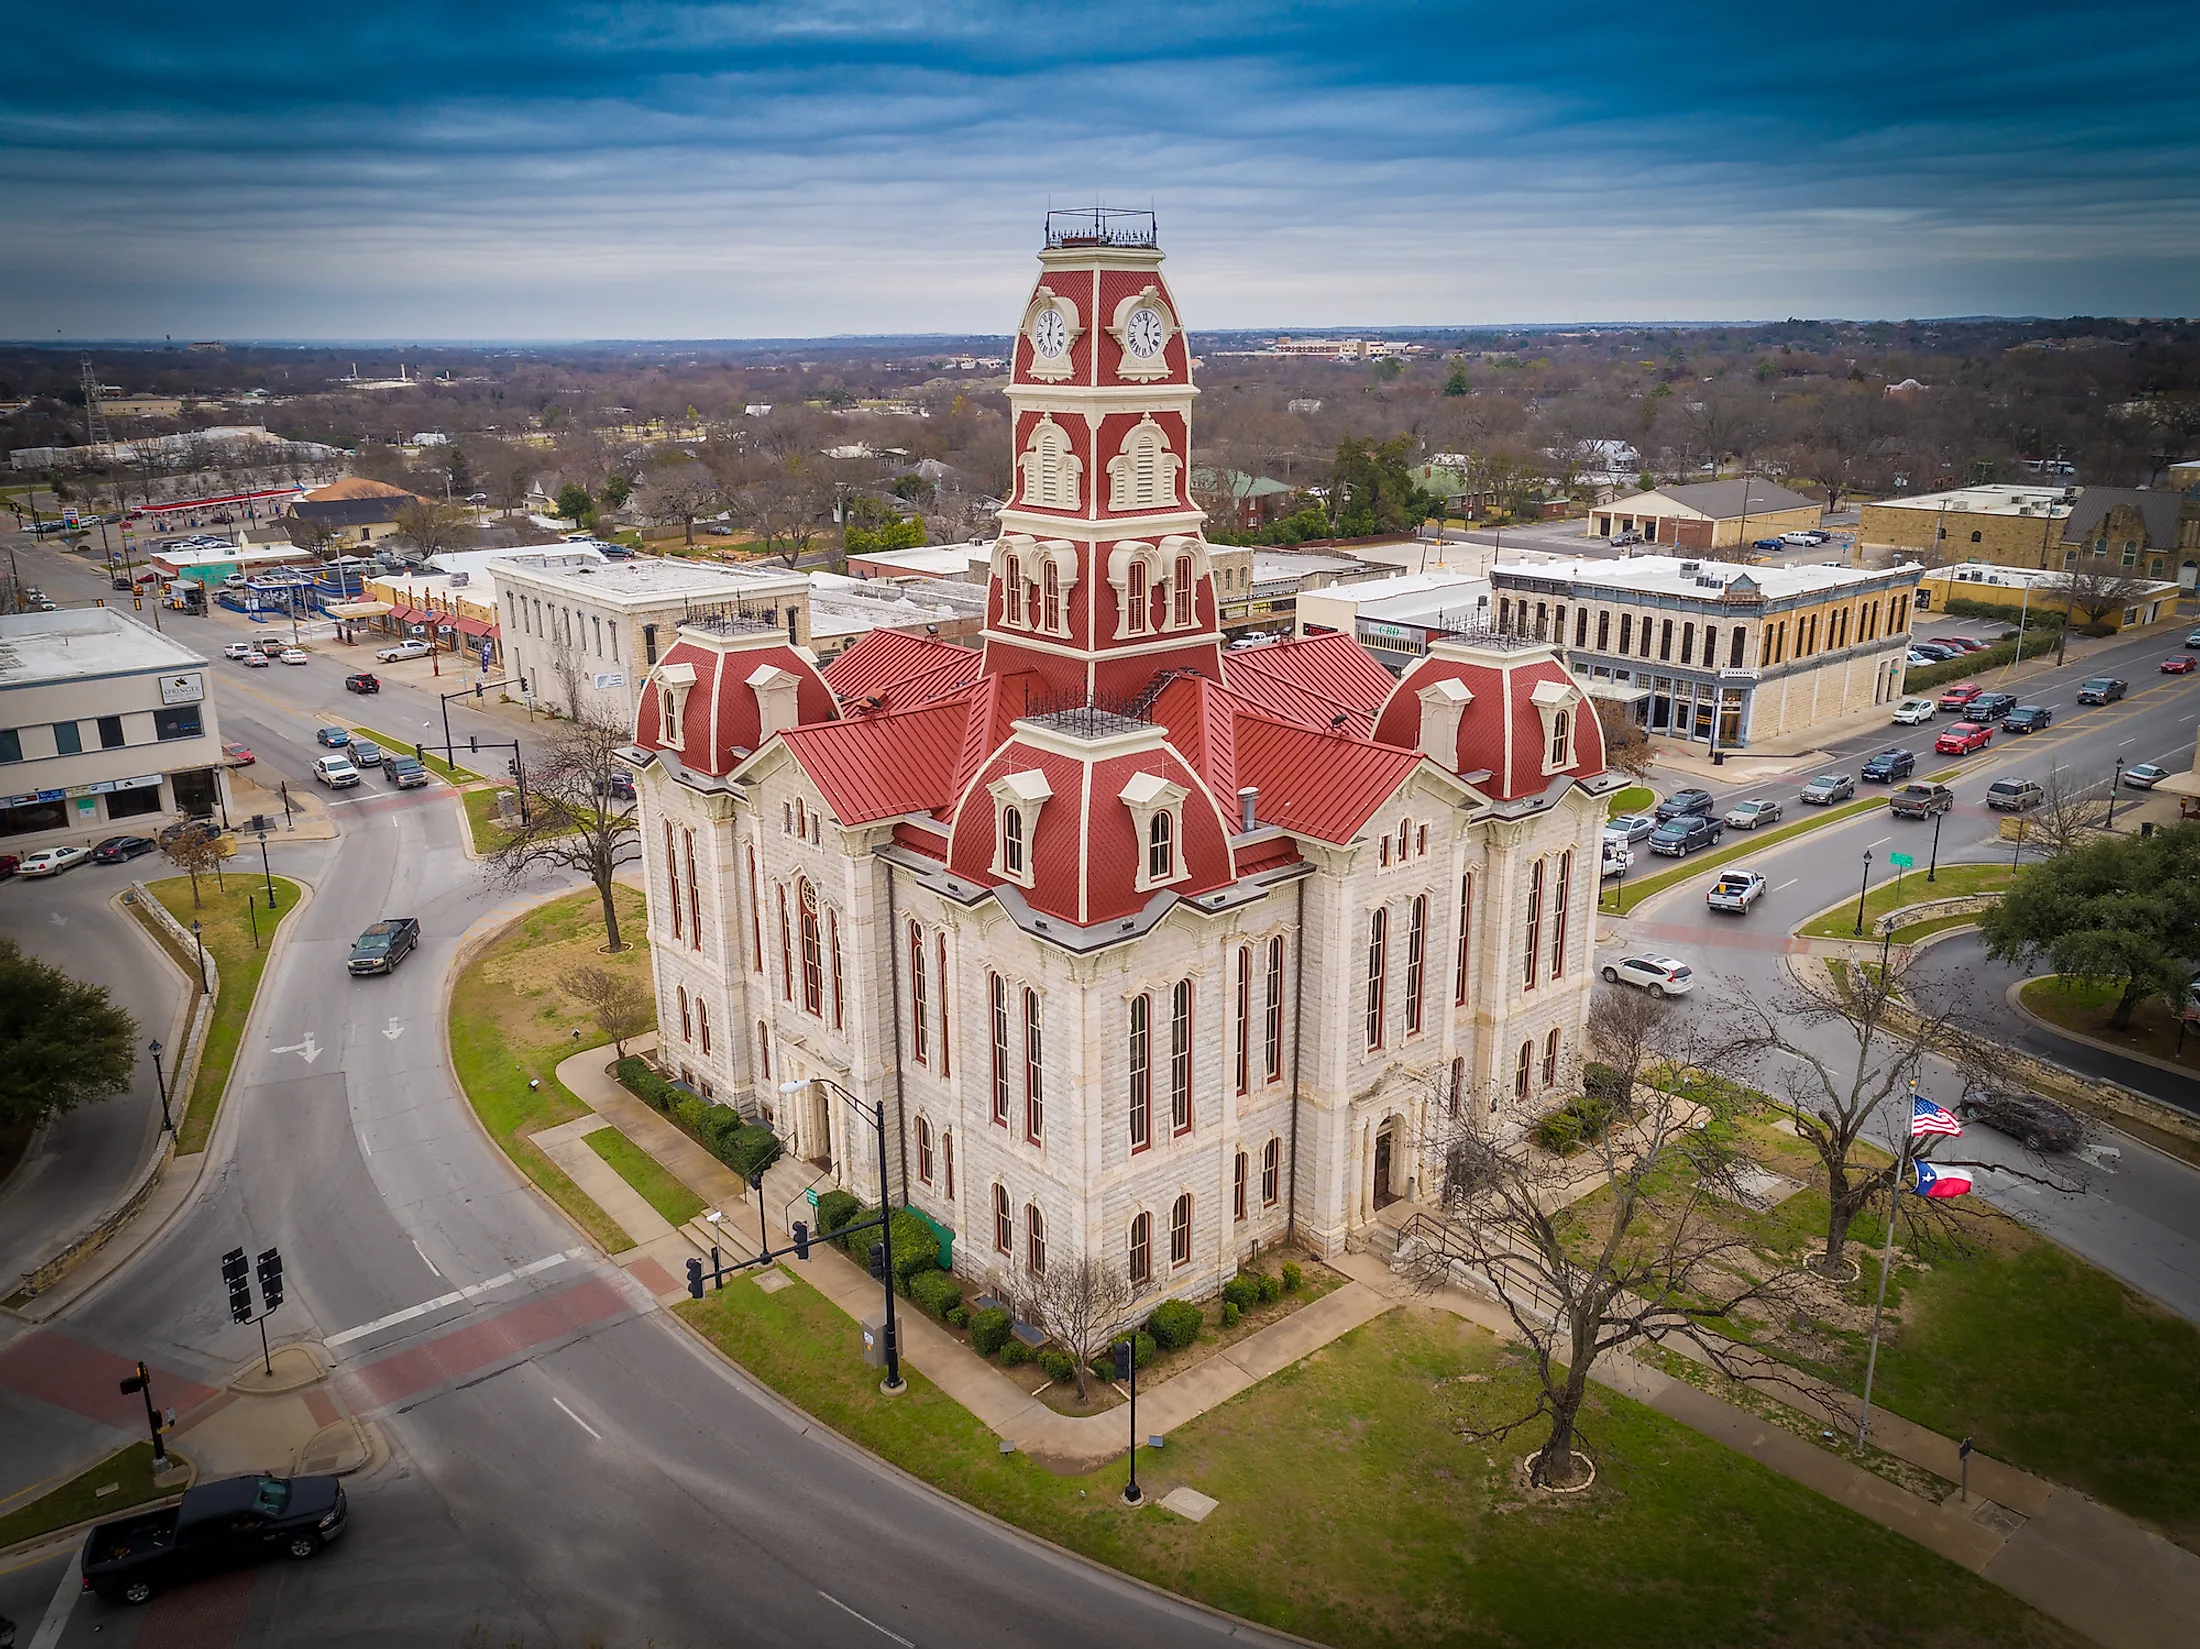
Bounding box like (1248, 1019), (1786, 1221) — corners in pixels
(0, 610), (225, 849)
(1487, 555), (1923, 746)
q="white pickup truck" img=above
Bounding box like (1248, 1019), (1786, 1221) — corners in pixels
(1705, 870), (1767, 915)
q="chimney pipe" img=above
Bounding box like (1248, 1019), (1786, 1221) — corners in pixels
(1237, 786), (1259, 832)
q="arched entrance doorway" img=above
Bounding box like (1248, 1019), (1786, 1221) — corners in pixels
(1373, 1119), (1400, 1209)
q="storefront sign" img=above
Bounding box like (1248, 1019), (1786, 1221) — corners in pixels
(158, 672), (205, 705)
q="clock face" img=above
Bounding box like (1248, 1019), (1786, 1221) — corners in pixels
(1031, 307), (1069, 360)
(1125, 306), (1167, 359)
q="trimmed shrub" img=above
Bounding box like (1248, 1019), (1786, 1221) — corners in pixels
(1221, 1272), (1262, 1311)
(1221, 1300), (1241, 1328)
(909, 1269), (963, 1321)
(886, 1207), (939, 1292)
(1280, 1261), (1304, 1294)
(1534, 1092), (1620, 1155)
(615, 1056), (677, 1110)
(944, 1305), (969, 1330)
(1147, 1298), (1202, 1351)
(1038, 1348), (1076, 1383)
(1581, 1060), (1630, 1108)
(1257, 1272), (1283, 1305)
(971, 1306), (1013, 1357)
(816, 1189), (862, 1248)
(724, 1123), (783, 1181)
(1091, 1354), (1115, 1381)
(1126, 1330), (1157, 1370)
(1001, 1338), (1033, 1367)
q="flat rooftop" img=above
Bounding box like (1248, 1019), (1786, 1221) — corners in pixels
(1868, 484), (2074, 519)
(1491, 554), (1919, 603)
(841, 544), (989, 578)
(497, 555), (806, 603)
(0, 608), (208, 686)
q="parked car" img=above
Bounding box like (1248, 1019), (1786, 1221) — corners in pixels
(1800, 772), (1855, 805)
(1706, 870), (1767, 914)
(1935, 721), (1993, 755)
(348, 740), (384, 768)
(17, 845), (91, 877)
(223, 642), (257, 661)
(1653, 787), (1716, 822)
(2075, 676), (2127, 705)
(1649, 815), (1722, 856)
(344, 672), (381, 695)
(1905, 650), (1938, 668)
(278, 648), (309, 666)
(158, 818), (216, 849)
(1779, 530), (1828, 546)
(1604, 812), (1657, 845)
(1936, 683), (1983, 712)
(1724, 798), (1783, 829)
(1752, 537), (1785, 552)
(1984, 777), (2043, 811)
(1609, 530), (1642, 547)
(2001, 704), (2053, 734)
(348, 916), (422, 975)
(1958, 1090), (2082, 1153)
(2162, 656), (2196, 675)
(0, 855), (18, 879)
(223, 742), (255, 766)
(386, 755), (429, 789)
(1911, 642), (1960, 663)
(1889, 782), (1956, 818)
(1601, 954), (1696, 997)
(312, 756), (360, 788)
(314, 727), (351, 748)
(1966, 691), (2018, 721)
(1937, 636), (1988, 653)
(1861, 748), (1916, 783)
(376, 640), (432, 664)
(2123, 763), (2170, 789)
(90, 835), (157, 864)
(1891, 698), (1937, 725)
(80, 1472), (347, 1605)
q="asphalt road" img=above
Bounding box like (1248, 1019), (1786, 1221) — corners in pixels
(0, 529), (1297, 1649)
(1596, 615), (2200, 1323)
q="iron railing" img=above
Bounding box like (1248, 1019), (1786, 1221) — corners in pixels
(1044, 208), (1158, 250)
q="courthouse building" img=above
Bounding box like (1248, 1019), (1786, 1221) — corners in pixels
(618, 214), (1618, 1307)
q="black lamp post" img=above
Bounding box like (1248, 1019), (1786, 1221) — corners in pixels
(1879, 914), (1897, 977)
(148, 1039), (174, 1134)
(2107, 758), (2124, 830)
(781, 1076), (905, 1395)
(190, 919), (209, 993)
(1852, 849), (1874, 936)
(256, 824), (278, 910)
(1927, 807), (1943, 883)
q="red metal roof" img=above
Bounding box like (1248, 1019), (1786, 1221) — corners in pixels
(1221, 633), (1395, 735)
(1229, 712), (1420, 843)
(823, 630), (981, 708)
(780, 701), (974, 825)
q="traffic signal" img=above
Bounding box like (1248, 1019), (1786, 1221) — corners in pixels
(221, 1248), (252, 1324)
(507, 758), (519, 778)
(791, 1220), (810, 1261)
(685, 1257), (704, 1300)
(255, 1247), (284, 1313)
(1113, 1340), (1134, 1382)
(119, 1361), (150, 1397)
(473, 682), (484, 700)
(868, 1242), (886, 1280)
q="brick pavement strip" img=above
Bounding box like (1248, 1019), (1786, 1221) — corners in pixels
(0, 1332), (218, 1429)
(334, 1275), (638, 1413)
(136, 1565), (257, 1649)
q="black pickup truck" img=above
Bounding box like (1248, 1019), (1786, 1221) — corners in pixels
(81, 1474), (346, 1605)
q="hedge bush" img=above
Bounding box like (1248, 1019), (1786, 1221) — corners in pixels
(1257, 1272), (1283, 1305)
(1092, 1334), (1157, 1376)
(1280, 1261), (1304, 1293)
(1933, 595), (2065, 627)
(723, 1123), (783, 1182)
(1001, 1338), (1033, 1367)
(1903, 625), (2057, 693)
(1534, 1092), (1620, 1155)
(1221, 1272), (1262, 1312)
(1038, 1348), (1076, 1383)
(908, 1269), (963, 1321)
(1221, 1300), (1241, 1327)
(944, 1305), (969, 1330)
(816, 1189), (862, 1247)
(615, 1056), (677, 1109)
(971, 1306), (1013, 1357)
(1581, 1060), (1630, 1108)
(885, 1207), (939, 1292)
(1147, 1298), (1202, 1350)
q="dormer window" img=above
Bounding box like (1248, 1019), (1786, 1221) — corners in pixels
(1126, 559), (1148, 634)
(1003, 554), (1023, 625)
(1530, 677), (1584, 776)
(1172, 554), (1193, 628)
(653, 661), (696, 753)
(1548, 708), (1571, 768)
(1120, 770), (1190, 892)
(987, 769), (1053, 887)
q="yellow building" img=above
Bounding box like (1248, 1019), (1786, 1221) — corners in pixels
(1917, 562), (2180, 632)
(1587, 479), (1820, 549)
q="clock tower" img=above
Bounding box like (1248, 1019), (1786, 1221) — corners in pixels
(982, 209), (1223, 703)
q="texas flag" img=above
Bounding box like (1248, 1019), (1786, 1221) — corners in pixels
(1913, 1161), (1975, 1199)
(1911, 1096), (1964, 1138)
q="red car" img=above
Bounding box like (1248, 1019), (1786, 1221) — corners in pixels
(2164, 656), (2196, 675)
(223, 741), (256, 766)
(1935, 721), (1994, 755)
(1936, 683), (1983, 711)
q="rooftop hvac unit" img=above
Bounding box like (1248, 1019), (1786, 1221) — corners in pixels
(448, 570), (470, 586)
(1678, 560), (1700, 573)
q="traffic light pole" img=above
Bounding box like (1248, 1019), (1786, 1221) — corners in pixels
(118, 1361), (168, 1465)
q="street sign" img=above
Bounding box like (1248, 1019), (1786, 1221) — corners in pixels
(804, 1187), (820, 1208)
(1888, 851), (1915, 869)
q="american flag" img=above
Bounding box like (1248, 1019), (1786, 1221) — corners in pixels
(1911, 1095), (1963, 1138)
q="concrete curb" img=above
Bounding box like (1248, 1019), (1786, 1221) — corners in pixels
(2004, 976), (2200, 1086)
(0, 1452), (199, 1563)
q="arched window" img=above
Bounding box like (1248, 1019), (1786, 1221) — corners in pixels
(989, 973), (1011, 1126)
(942, 1130), (955, 1198)
(1129, 1211), (1152, 1284)
(993, 1185), (1012, 1255)
(697, 999), (710, 1056)
(935, 934), (951, 1078)
(1449, 1056), (1465, 1117)
(829, 911), (845, 1030)
(1026, 1204), (1046, 1274)
(1234, 944), (1251, 1095)
(1233, 1151), (1249, 1220)
(1171, 555), (1193, 628)
(1548, 708), (1571, 768)
(1365, 908), (1388, 1049)
(1523, 859), (1544, 990)
(1515, 1040), (1533, 1101)
(916, 1116), (934, 1186)
(1264, 936), (1285, 1080)
(677, 985), (691, 1041)
(777, 887), (793, 1002)
(799, 882), (823, 1017)
(1024, 988), (1044, 1144)
(1404, 894), (1427, 1036)
(1261, 1138), (1281, 1206)
(683, 829), (701, 947)
(745, 843), (764, 973)
(1170, 1193), (1192, 1266)
(1041, 558), (1062, 632)
(665, 822), (683, 941)
(1125, 559), (1148, 634)
(1549, 850), (1572, 980)
(756, 1022), (770, 1082)
(1128, 994), (1151, 1149)
(1148, 811), (1173, 881)
(1002, 555), (1023, 625)
(1455, 872), (1473, 1006)
(1169, 979), (1192, 1134)
(909, 922), (928, 1064)
(1001, 806), (1024, 875)
(1543, 1026), (1561, 1088)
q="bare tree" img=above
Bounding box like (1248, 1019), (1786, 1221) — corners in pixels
(560, 965), (653, 1057)
(159, 824), (225, 910)
(2021, 762), (2110, 859)
(1402, 992), (1791, 1488)
(729, 456), (832, 566)
(393, 496), (473, 559)
(2052, 563), (2157, 629)
(1594, 701), (1653, 782)
(1031, 1256), (1135, 1403)
(634, 461), (722, 547)
(481, 713), (641, 951)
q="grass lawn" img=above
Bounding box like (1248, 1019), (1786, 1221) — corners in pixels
(143, 874), (304, 1154)
(348, 726), (481, 783)
(1796, 861), (2013, 939)
(462, 786), (517, 854)
(447, 885), (657, 1255)
(584, 1125), (704, 1227)
(1607, 785), (1655, 816)
(1602, 793), (1886, 912)
(0, 1441), (166, 1548)
(2018, 976), (2200, 1074)
(678, 1272), (2072, 1649)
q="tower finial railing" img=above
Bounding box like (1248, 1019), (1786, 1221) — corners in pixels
(1044, 208), (1159, 250)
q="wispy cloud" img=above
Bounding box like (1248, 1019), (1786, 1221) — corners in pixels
(3, 2), (2195, 337)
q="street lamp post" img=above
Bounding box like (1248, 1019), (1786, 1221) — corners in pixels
(2107, 758), (2124, 830)
(780, 1077), (906, 1395)
(1927, 807), (1944, 883)
(148, 1039), (174, 1134)
(190, 919), (209, 994)
(257, 824), (278, 910)
(1852, 849), (1874, 937)
(246, 893), (260, 950)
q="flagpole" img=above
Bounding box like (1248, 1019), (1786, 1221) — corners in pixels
(1856, 1078), (1917, 1450)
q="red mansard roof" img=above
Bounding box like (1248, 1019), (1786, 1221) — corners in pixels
(822, 629), (982, 708)
(779, 699), (975, 825)
(1220, 632), (1396, 736)
(1229, 712), (1423, 844)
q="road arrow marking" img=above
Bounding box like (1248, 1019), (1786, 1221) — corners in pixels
(270, 1032), (322, 1064)
(384, 1018), (404, 1040)
(2078, 1143), (2122, 1174)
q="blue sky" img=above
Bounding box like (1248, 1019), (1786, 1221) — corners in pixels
(4, 2), (2195, 339)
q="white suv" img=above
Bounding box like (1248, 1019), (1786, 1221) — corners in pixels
(1600, 955), (1696, 997)
(313, 755), (361, 788)
(1890, 698), (1936, 725)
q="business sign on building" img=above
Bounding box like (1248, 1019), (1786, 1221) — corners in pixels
(158, 672), (205, 705)
(591, 672), (627, 690)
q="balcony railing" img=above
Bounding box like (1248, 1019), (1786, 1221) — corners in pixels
(1044, 208), (1159, 250)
